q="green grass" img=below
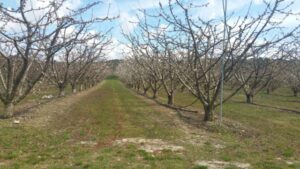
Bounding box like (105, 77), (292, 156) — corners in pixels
(144, 85), (300, 168)
(0, 79), (299, 168)
(0, 80), (187, 168)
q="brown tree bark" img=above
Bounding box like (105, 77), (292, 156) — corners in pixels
(58, 86), (65, 97)
(293, 89), (298, 97)
(204, 104), (214, 122)
(246, 94), (254, 104)
(152, 89), (158, 99)
(167, 93), (174, 105)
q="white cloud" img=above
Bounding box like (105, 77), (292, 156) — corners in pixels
(129, 0), (169, 10)
(21, 0), (82, 20)
(253, 0), (263, 5)
(107, 38), (131, 59)
(99, 0), (171, 35)
(57, 0), (82, 17)
(0, 0), (83, 33)
(119, 12), (139, 34)
(195, 0), (254, 19)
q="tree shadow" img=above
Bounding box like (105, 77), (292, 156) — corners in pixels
(267, 93), (297, 98)
(13, 97), (57, 117)
(231, 100), (300, 114)
(136, 92), (198, 113)
(133, 91), (210, 128)
(252, 103), (300, 114)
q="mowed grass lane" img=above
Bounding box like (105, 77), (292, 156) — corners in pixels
(0, 79), (189, 169)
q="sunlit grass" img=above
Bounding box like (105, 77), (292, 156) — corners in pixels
(0, 79), (299, 168)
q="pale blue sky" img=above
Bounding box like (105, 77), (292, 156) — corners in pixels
(1, 0), (300, 59)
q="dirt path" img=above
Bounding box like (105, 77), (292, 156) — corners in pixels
(15, 83), (103, 128)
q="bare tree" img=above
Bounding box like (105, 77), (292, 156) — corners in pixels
(234, 47), (285, 103)
(265, 74), (284, 95)
(0, 0), (113, 117)
(123, 12), (183, 103)
(117, 57), (144, 93)
(69, 34), (111, 93)
(47, 28), (111, 96)
(122, 32), (158, 97)
(117, 54), (152, 96)
(155, 29), (181, 105)
(287, 60), (300, 97)
(119, 0), (299, 122)
(79, 61), (108, 90)
(46, 25), (87, 96)
(284, 40), (300, 97)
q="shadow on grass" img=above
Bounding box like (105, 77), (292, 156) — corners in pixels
(231, 100), (300, 114)
(132, 90), (210, 128)
(252, 103), (300, 114)
(0, 98), (56, 119)
(13, 97), (58, 117)
(266, 93), (298, 98)
(137, 92), (198, 113)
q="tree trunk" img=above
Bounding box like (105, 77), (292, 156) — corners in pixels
(203, 104), (214, 122)
(167, 93), (174, 105)
(1, 102), (14, 118)
(152, 89), (157, 99)
(246, 94), (253, 104)
(71, 84), (77, 93)
(72, 87), (77, 94)
(59, 87), (65, 97)
(137, 84), (140, 92)
(266, 88), (270, 95)
(143, 88), (149, 95)
(293, 89), (298, 97)
(180, 85), (185, 92)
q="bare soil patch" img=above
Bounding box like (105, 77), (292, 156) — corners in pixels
(114, 137), (184, 153)
(195, 160), (251, 169)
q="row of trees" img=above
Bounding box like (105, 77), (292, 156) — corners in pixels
(45, 29), (111, 97)
(118, 0), (300, 122)
(0, 0), (113, 117)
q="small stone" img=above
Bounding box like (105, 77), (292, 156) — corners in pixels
(214, 144), (225, 149)
(42, 95), (54, 99)
(79, 141), (97, 145)
(13, 119), (20, 124)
